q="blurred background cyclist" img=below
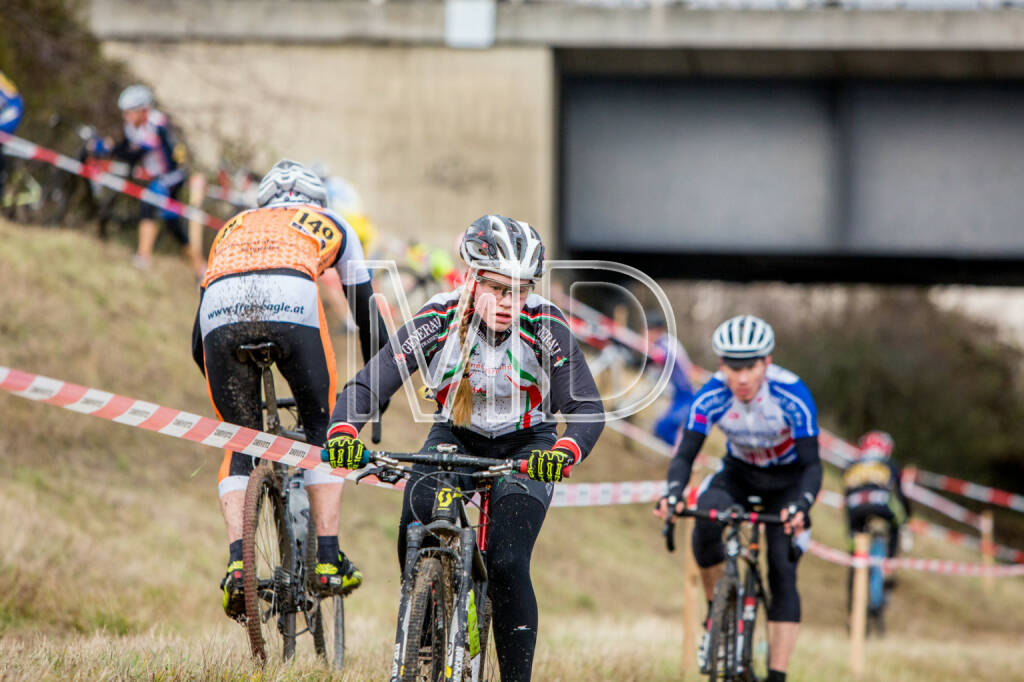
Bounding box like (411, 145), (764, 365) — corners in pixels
(0, 70), (25, 202)
(644, 308), (696, 447)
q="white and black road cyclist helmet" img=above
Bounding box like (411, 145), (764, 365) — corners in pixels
(460, 214), (545, 281)
(712, 314), (775, 360)
(117, 84), (154, 111)
(256, 159), (327, 208)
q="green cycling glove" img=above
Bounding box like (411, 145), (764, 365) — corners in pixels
(323, 425), (368, 469)
(526, 448), (574, 483)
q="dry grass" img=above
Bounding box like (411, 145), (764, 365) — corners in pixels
(2, 220), (1024, 680)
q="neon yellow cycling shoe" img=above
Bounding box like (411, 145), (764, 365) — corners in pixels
(313, 552), (363, 596)
(220, 560), (245, 620)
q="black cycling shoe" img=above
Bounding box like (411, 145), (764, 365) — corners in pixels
(312, 551), (363, 596)
(221, 560), (245, 620)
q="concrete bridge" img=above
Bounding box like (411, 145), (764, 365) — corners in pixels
(90, 0), (1024, 282)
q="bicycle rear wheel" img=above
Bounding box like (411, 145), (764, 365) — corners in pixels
(400, 557), (450, 682)
(867, 533), (888, 637)
(740, 568), (770, 682)
(305, 519), (346, 670)
(242, 464), (296, 664)
(707, 577), (740, 681)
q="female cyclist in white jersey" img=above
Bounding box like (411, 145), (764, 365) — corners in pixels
(325, 215), (605, 681)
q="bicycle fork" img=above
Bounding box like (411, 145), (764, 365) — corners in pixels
(390, 523), (426, 682)
(444, 527), (477, 681)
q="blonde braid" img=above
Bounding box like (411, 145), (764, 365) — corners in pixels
(449, 283), (477, 427)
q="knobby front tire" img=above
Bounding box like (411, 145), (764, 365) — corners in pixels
(740, 567), (770, 682)
(468, 592), (495, 682)
(242, 464), (296, 664)
(707, 576), (740, 681)
(306, 517), (346, 670)
(400, 558), (450, 682)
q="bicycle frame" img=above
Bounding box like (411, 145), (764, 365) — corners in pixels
(670, 506), (786, 682)
(235, 341), (344, 668)
(392, 466), (491, 682)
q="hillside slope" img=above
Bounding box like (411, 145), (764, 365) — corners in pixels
(1, 219), (1023, 680)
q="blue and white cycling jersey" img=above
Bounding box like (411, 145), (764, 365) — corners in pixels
(0, 71), (24, 135)
(649, 334), (695, 400)
(687, 363), (818, 468)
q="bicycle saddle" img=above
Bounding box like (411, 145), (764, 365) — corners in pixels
(235, 341), (283, 368)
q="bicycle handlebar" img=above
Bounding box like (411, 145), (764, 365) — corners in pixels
(661, 505), (791, 554)
(677, 507), (786, 525)
(363, 451), (571, 479)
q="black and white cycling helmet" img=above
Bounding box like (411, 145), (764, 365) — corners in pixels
(257, 159), (327, 208)
(118, 84), (154, 111)
(712, 314), (775, 359)
(460, 214), (545, 281)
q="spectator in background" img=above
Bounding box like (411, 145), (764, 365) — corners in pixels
(645, 309), (696, 446)
(111, 84), (205, 278)
(0, 70), (25, 203)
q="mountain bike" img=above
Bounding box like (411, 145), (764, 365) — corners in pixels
(234, 341), (346, 669)
(355, 447), (565, 682)
(664, 502), (792, 682)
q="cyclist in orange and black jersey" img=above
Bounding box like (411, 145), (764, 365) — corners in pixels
(190, 159), (389, 618)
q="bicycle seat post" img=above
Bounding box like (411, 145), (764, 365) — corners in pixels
(236, 342), (284, 435)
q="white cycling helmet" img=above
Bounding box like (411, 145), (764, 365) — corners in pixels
(712, 314), (775, 359)
(459, 214), (545, 281)
(118, 84), (154, 111)
(858, 431), (894, 460)
(257, 159), (327, 208)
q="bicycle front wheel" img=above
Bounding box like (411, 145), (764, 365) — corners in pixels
(868, 533), (888, 637)
(242, 464), (296, 664)
(740, 569), (770, 682)
(306, 520), (345, 670)
(400, 557), (450, 682)
(707, 577), (740, 681)
(466, 590), (495, 682)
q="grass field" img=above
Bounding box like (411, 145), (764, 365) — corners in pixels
(2, 220), (1023, 681)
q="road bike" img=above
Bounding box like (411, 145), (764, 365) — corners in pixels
(664, 501), (792, 682)
(233, 341), (347, 668)
(355, 447), (563, 682)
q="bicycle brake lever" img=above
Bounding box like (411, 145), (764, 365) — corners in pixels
(354, 465), (404, 485)
(663, 519), (676, 553)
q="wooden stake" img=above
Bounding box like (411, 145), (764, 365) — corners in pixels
(849, 532), (869, 678)
(981, 510), (995, 595)
(187, 171), (207, 262)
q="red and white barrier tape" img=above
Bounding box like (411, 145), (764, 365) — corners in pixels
(9, 364), (1024, 574)
(906, 518), (1024, 564)
(903, 479), (983, 529)
(604, 418), (721, 475)
(552, 479), (665, 508)
(0, 131), (224, 230)
(0, 365), (667, 509)
(913, 468), (1024, 514)
(806, 541), (1024, 577)
(819, 489), (1024, 564)
(206, 184), (255, 208)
